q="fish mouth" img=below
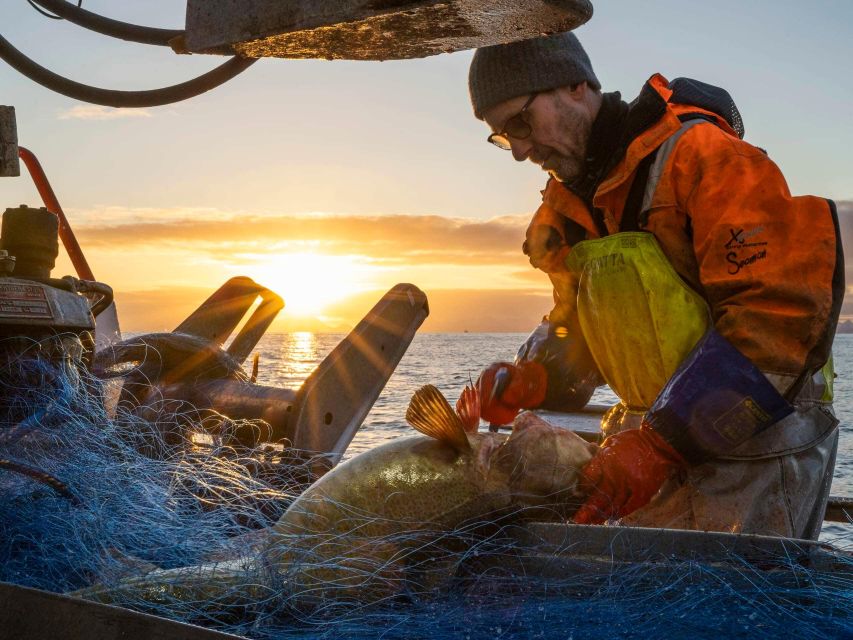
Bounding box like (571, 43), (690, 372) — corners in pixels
(475, 431), (508, 475)
(493, 414), (596, 502)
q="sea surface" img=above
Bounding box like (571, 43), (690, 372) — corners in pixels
(250, 332), (853, 545)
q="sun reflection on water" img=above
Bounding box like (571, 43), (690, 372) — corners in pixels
(287, 332), (319, 378)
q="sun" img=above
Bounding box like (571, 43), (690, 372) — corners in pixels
(243, 252), (374, 317)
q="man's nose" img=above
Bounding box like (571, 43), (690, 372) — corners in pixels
(510, 139), (533, 162)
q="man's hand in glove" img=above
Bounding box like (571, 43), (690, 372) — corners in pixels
(467, 360), (548, 427)
(574, 425), (686, 524)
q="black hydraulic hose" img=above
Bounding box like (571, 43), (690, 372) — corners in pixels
(29, 0), (182, 47)
(0, 458), (80, 504)
(0, 33), (257, 108)
(27, 0), (63, 20)
(77, 279), (114, 318)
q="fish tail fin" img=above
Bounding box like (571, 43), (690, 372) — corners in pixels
(69, 561), (262, 609)
(406, 385), (472, 452)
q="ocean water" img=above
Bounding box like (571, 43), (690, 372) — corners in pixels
(251, 332), (853, 543)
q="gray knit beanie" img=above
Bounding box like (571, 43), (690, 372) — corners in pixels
(469, 32), (600, 120)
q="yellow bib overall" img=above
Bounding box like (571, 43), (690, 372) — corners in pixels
(566, 232), (710, 435)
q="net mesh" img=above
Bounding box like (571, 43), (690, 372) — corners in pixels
(0, 336), (850, 640)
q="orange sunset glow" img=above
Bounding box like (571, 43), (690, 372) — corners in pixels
(240, 252), (379, 317)
(49, 209), (558, 333)
(6, 2), (853, 337)
(46, 201), (853, 333)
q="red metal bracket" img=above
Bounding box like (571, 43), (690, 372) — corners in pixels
(17, 146), (94, 281)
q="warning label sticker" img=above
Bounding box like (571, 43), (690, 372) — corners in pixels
(0, 284), (53, 319)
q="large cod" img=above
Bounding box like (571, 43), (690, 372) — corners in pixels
(73, 385), (595, 611)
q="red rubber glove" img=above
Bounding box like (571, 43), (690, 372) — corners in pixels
(476, 361), (548, 426)
(574, 425), (686, 525)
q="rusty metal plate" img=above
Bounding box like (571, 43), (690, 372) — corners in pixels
(0, 279), (93, 330)
(185, 0), (594, 60)
(0, 106), (19, 178)
(0, 282), (53, 320)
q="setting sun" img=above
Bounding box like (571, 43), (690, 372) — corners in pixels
(243, 252), (379, 317)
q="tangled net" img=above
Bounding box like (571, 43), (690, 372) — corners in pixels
(0, 336), (850, 640)
(0, 336), (304, 594)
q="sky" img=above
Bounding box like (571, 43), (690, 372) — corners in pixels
(2, 0), (853, 332)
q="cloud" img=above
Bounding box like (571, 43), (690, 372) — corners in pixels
(65, 205), (232, 226)
(86, 201), (853, 329)
(74, 211), (532, 267)
(58, 105), (153, 121)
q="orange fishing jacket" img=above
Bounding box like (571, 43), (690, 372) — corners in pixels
(525, 74), (843, 381)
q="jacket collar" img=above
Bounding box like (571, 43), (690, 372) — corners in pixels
(595, 73), (679, 198)
(543, 74), (684, 234)
(566, 91), (631, 207)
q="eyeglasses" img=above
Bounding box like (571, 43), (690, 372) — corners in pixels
(487, 93), (539, 150)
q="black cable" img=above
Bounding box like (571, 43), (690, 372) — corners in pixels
(28, 0), (181, 47)
(27, 0), (62, 20)
(0, 34), (257, 108)
(26, 0), (83, 20)
(76, 279), (114, 318)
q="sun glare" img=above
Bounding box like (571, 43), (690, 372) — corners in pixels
(244, 252), (374, 317)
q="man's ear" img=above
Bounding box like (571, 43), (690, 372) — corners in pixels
(551, 82), (586, 105)
(567, 81), (589, 101)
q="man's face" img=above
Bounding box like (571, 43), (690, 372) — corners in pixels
(483, 85), (595, 183)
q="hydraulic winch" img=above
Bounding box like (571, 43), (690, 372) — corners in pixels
(0, 205), (112, 424)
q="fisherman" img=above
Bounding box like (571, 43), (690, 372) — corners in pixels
(464, 32), (843, 540)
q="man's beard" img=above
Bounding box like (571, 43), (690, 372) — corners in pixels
(545, 153), (585, 183)
(540, 106), (592, 183)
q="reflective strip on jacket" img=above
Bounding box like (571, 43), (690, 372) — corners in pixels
(524, 74), (843, 385)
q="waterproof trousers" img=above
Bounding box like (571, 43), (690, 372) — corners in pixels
(619, 399), (839, 540)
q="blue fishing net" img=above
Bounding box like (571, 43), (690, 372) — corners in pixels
(0, 338), (298, 596)
(0, 338), (850, 640)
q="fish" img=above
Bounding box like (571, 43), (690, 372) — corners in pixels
(71, 385), (595, 612)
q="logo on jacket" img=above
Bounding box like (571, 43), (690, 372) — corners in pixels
(724, 227), (768, 275)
